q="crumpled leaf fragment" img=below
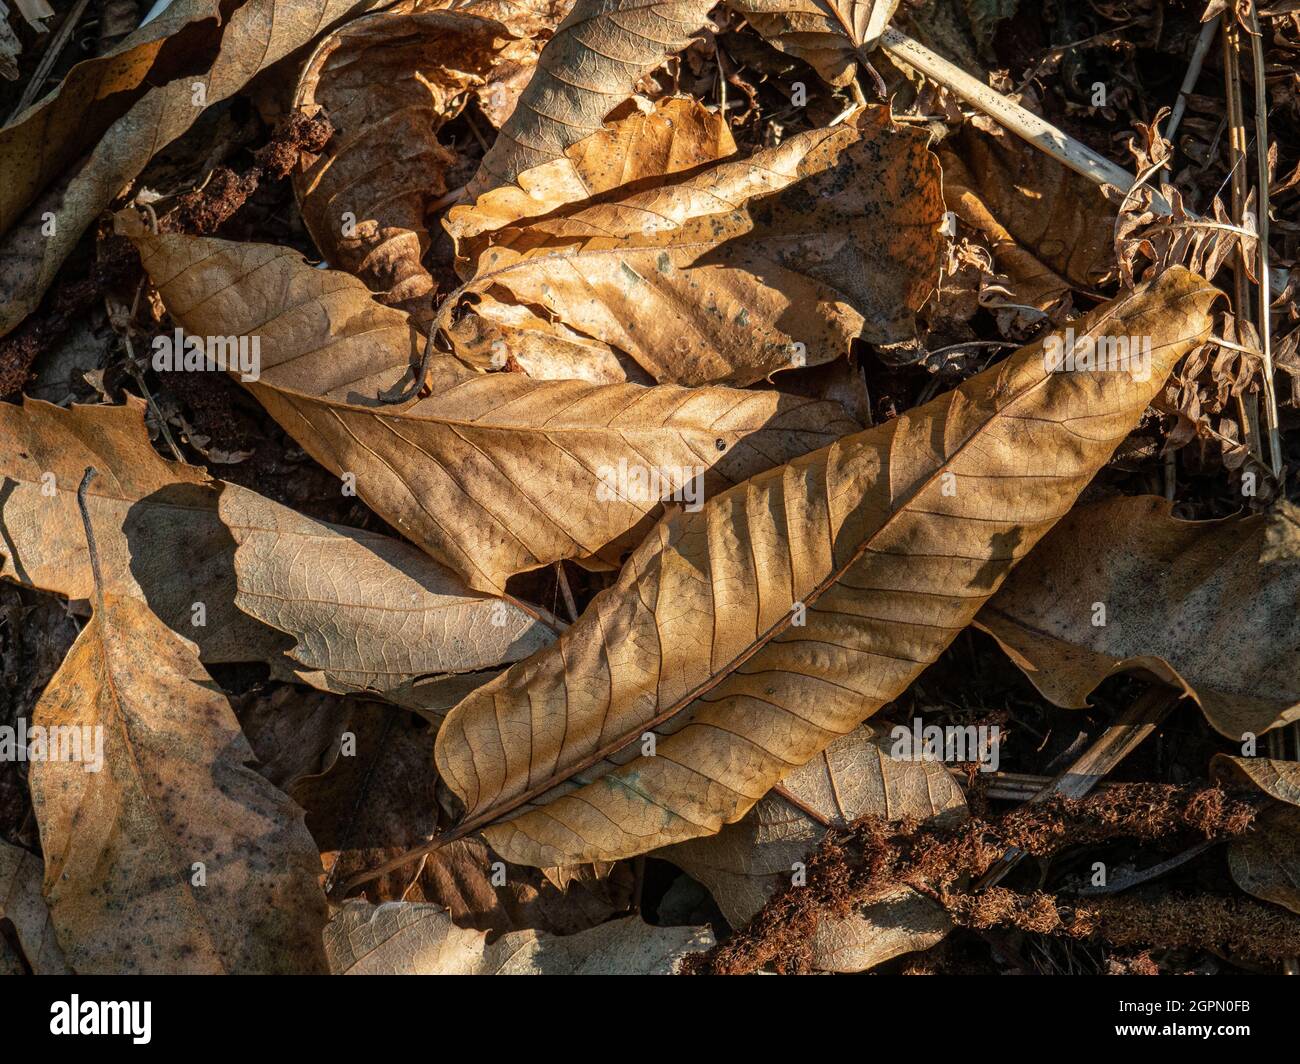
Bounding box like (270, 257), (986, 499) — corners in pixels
(938, 123), (1117, 313)
(726, 0), (899, 86)
(293, 0), (556, 325)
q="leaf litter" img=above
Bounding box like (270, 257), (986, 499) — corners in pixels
(0, 0), (1299, 977)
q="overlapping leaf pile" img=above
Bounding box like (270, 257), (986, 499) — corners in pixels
(1, 0), (1297, 977)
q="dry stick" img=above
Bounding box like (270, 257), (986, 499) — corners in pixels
(971, 687), (1183, 891)
(878, 28), (1288, 300)
(1223, 23), (1266, 472)
(1074, 838), (1218, 896)
(554, 562), (580, 624)
(1163, 14), (1221, 147)
(1246, 7), (1283, 479)
(950, 767), (1121, 803)
(8, 0), (91, 121)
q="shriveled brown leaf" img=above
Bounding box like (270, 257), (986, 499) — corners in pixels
(665, 725), (965, 972)
(976, 495), (1300, 740)
(433, 268), (1218, 867)
(447, 95), (737, 276)
(293, 0), (555, 325)
(122, 223), (862, 593)
(444, 106), (945, 385)
(470, 0), (716, 194)
(325, 902), (711, 973)
(727, 0), (899, 86)
(0, 0), (385, 338)
(30, 579), (328, 973)
(0, 398), (549, 709)
(938, 124), (1117, 313)
(1212, 757), (1300, 915)
(0, 839), (68, 974)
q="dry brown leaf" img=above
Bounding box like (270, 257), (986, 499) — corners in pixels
(665, 725), (965, 972)
(325, 902), (711, 973)
(432, 268), (1218, 867)
(444, 106), (945, 386)
(447, 95), (737, 275)
(727, 0), (899, 86)
(976, 495), (1300, 740)
(938, 124), (1117, 312)
(221, 489), (556, 698)
(445, 96), (737, 383)
(0, 0), (385, 338)
(0, 839), (68, 974)
(469, 0), (717, 195)
(0, 0), (222, 236)
(1212, 757), (1300, 915)
(122, 224), (861, 593)
(30, 553), (328, 973)
(293, 0), (553, 325)
(0, 398), (550, 709)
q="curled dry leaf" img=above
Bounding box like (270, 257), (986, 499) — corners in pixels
(121, 223), (862, 593)
(445, 96), (738, 383)
(0, 398), (551, 708)
(470, 0), (717, 194)
(665, 725), (966, 972)
(30, 568), (328, 974)
(727, 0), (900, 86)
(1212, 757), (1300, 915)
(433, 268), (1218, 868)
(976, 494), (1300, 740)
(293, 0), (553, 325)
(325, 902), (712, 974)
(938, 124), (1117, 313)
(444, 106), (945, 386)
(447, 95), (738, 275)
(0, 0), (385, 337)
(0, 839), (68, 974)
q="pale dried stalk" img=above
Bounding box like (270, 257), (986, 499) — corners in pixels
(1164, 15), (1220, 146)
(1246, 7), (1282, 479)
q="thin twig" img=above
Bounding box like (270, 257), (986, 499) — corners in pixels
(8, 0), (90, 122)
(1163, 15), (1220, 147)
(1246, 6), (1283, 479)
(554, 562), (579, 623)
